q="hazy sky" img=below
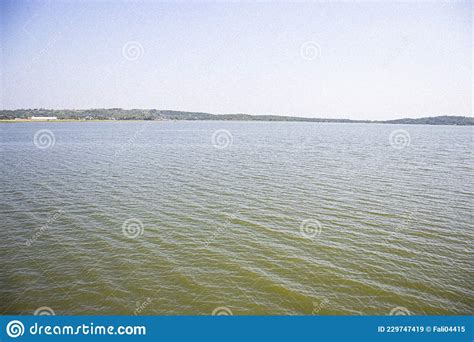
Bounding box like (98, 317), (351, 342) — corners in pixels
(1, 1), (472, 120)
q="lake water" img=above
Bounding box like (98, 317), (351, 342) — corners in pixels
(0, 121), (472, 315)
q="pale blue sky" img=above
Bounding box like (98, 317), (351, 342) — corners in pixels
(1, 1), (472, 120)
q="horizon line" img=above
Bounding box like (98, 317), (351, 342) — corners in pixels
(1, 108), (472, 122)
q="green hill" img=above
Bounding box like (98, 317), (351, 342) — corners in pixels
(1, 109), (472, 125)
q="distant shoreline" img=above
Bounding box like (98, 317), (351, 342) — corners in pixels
(1, 118), (473, 126)
(0, 110), (472, 125)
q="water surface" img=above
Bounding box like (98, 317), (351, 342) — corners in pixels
(0, 121), (472, 315)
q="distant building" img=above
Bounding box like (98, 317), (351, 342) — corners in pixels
(31, 116), (58, 120)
